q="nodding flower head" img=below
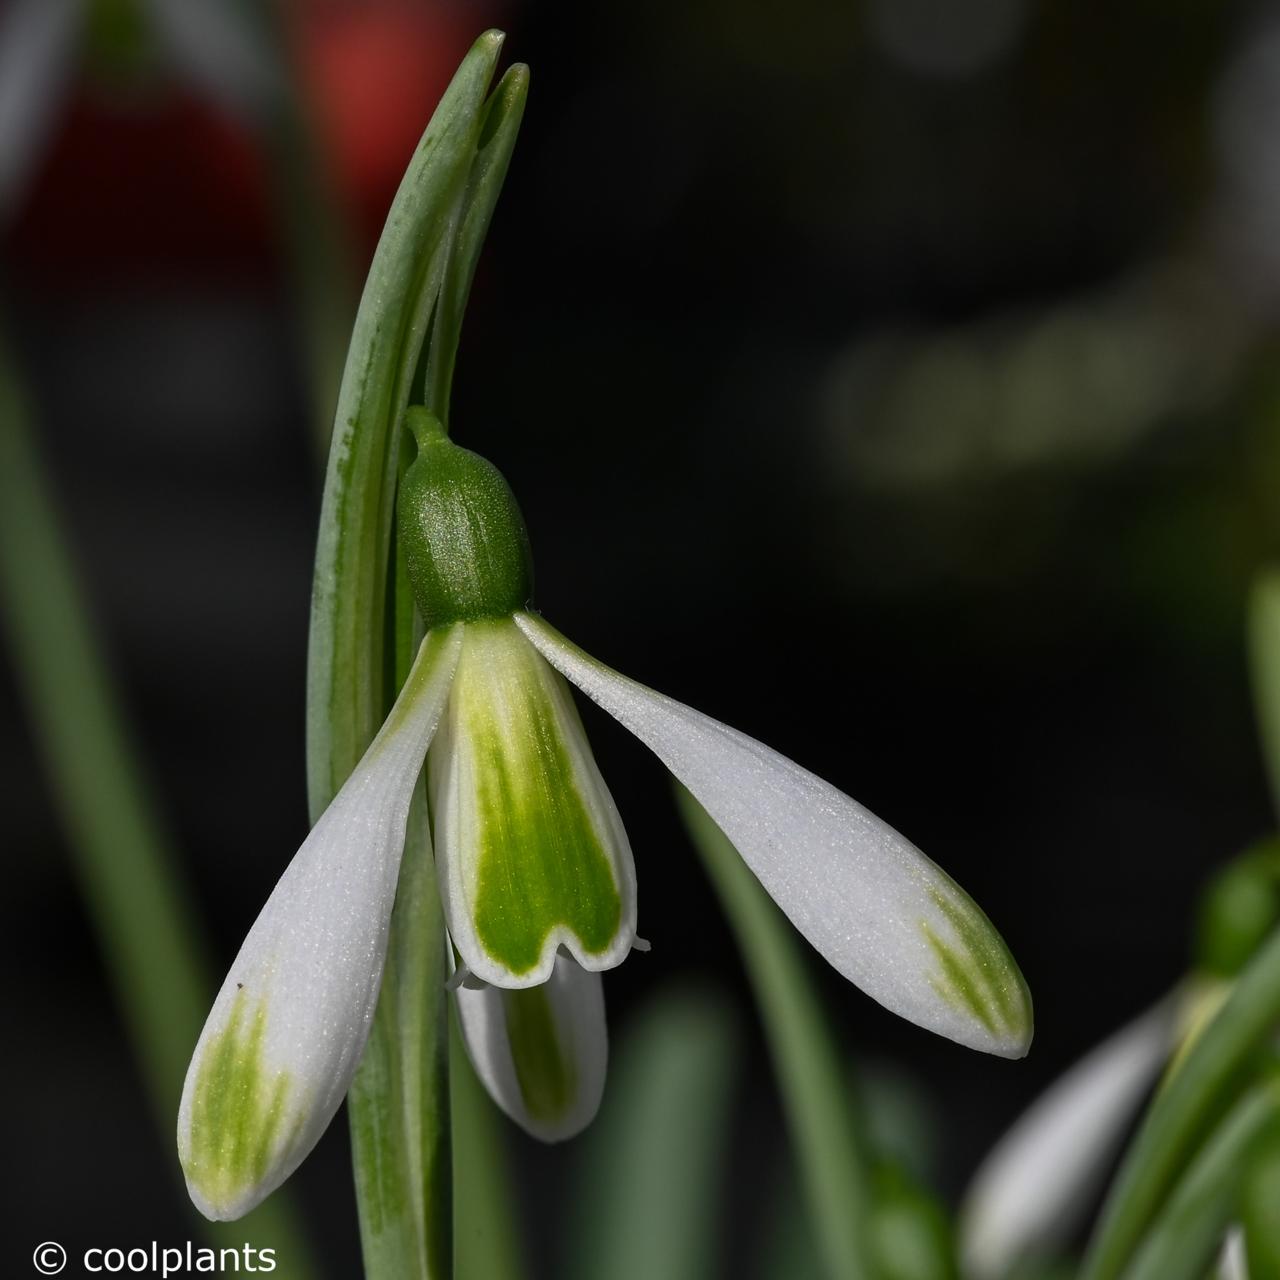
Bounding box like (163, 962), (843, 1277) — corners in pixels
(179, 409), (1032, 1220)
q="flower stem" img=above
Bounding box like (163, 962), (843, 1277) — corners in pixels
(450, 1014), (526, 1280)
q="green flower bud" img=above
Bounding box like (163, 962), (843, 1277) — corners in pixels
(397, 409), (534, 628)
(1194, 838), (1280, 978)
(871, 1163), (958, 1280)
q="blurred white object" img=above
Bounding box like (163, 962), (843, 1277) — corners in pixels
(144, 0), (281, 119)
(0, 0), (82, 219)
(959, 998), (1178, 1278)
(1217, 1225), (1249, 1280)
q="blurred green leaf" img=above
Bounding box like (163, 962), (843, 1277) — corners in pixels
(869, 1163), (958, 1280)
(566, 986), (738, 1280)
(1125, 1079), (1280, 1280)
(1242, 1122), (1280, 1277)
(677, 786), (874, 1280)
(0, 337), (317, 1271)
(1250, 569), (1280, 823)
(1194, 838), (1280, 979)
(1082, 926), (1280, 1280)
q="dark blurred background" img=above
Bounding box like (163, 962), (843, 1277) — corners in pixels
(4, 0), (1280, 1274)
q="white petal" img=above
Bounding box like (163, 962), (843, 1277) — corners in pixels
(453, 952), (608, 1142)
(1217, 1226), (1248, 1280)
(429, 618), (636, 988)
(959, 998), (1178, 1279)
(177, 625), (461, 1220)
(516, 612), (1032, 1058)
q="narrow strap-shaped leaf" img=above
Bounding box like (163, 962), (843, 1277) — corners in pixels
(306, 29), (505, 819)
(1125, 1080), (1280, 1280)
(565, 988), (738, 1280)
(307, 31), (518, 1280)
(0, 337), (318, 1271)
(1082, 926), (1280, 1280)
(1242, 1119), (1280, 1276)
(422, 62), (529, 426)
(677, 786), (875, 1280)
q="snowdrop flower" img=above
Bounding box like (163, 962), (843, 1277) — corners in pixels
(959, 999), (1179, 1279)
(179, 408), (1032, 1219)
(959, 842), (1280, 1278)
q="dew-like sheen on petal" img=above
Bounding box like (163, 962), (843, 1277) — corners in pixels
(177, 625), (461, 1220)
(516, 611), (1032, 1059)
(453, 952), (608, 1142)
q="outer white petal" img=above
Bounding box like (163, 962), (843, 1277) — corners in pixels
(517, 612), (1032, 1057)
(959, 999), (1178, 1279)
(177, 626), (461, 1221)
(453, 952), (607, 1142)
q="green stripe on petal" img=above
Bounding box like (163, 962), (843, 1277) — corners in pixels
(431, 619), (635, 986)
(516, 611), (1032, 1058)
(923, 886), (1032, 1044)
(453, 953), (607, 1141)
(183, 991), (300, 1216)
(507, 984), (576, 1122)
(178, 627), (461, 1221)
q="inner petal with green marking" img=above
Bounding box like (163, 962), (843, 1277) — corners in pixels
(505, 983), (577, 1122)
(922, 884), (1033, 1049)
(180, 990), (302, 1217)
(429, 617), (636, 986)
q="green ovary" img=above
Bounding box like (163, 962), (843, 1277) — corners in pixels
(183, 991), (294, 1210)
(451, 620), (624, 976)
(922, 886), (1032, 1041)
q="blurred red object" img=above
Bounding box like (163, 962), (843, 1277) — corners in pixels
(289, 0), (504, 246)
(6, 87), (270, 285)
(5, 0), (505, 284)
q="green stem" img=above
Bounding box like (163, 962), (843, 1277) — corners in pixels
(1082, 926), (1280, 1280)
(349, 666), (452, 1280)
(0, 338), (317, 1271)
(677, 786), (875, 1280)
(450, 1013), (525, 1280)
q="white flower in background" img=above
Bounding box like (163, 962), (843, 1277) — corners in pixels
(958, 839), (1280, 1280)
(179, 408), (1032, 1220)
(958, 999), (1179, 1279)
